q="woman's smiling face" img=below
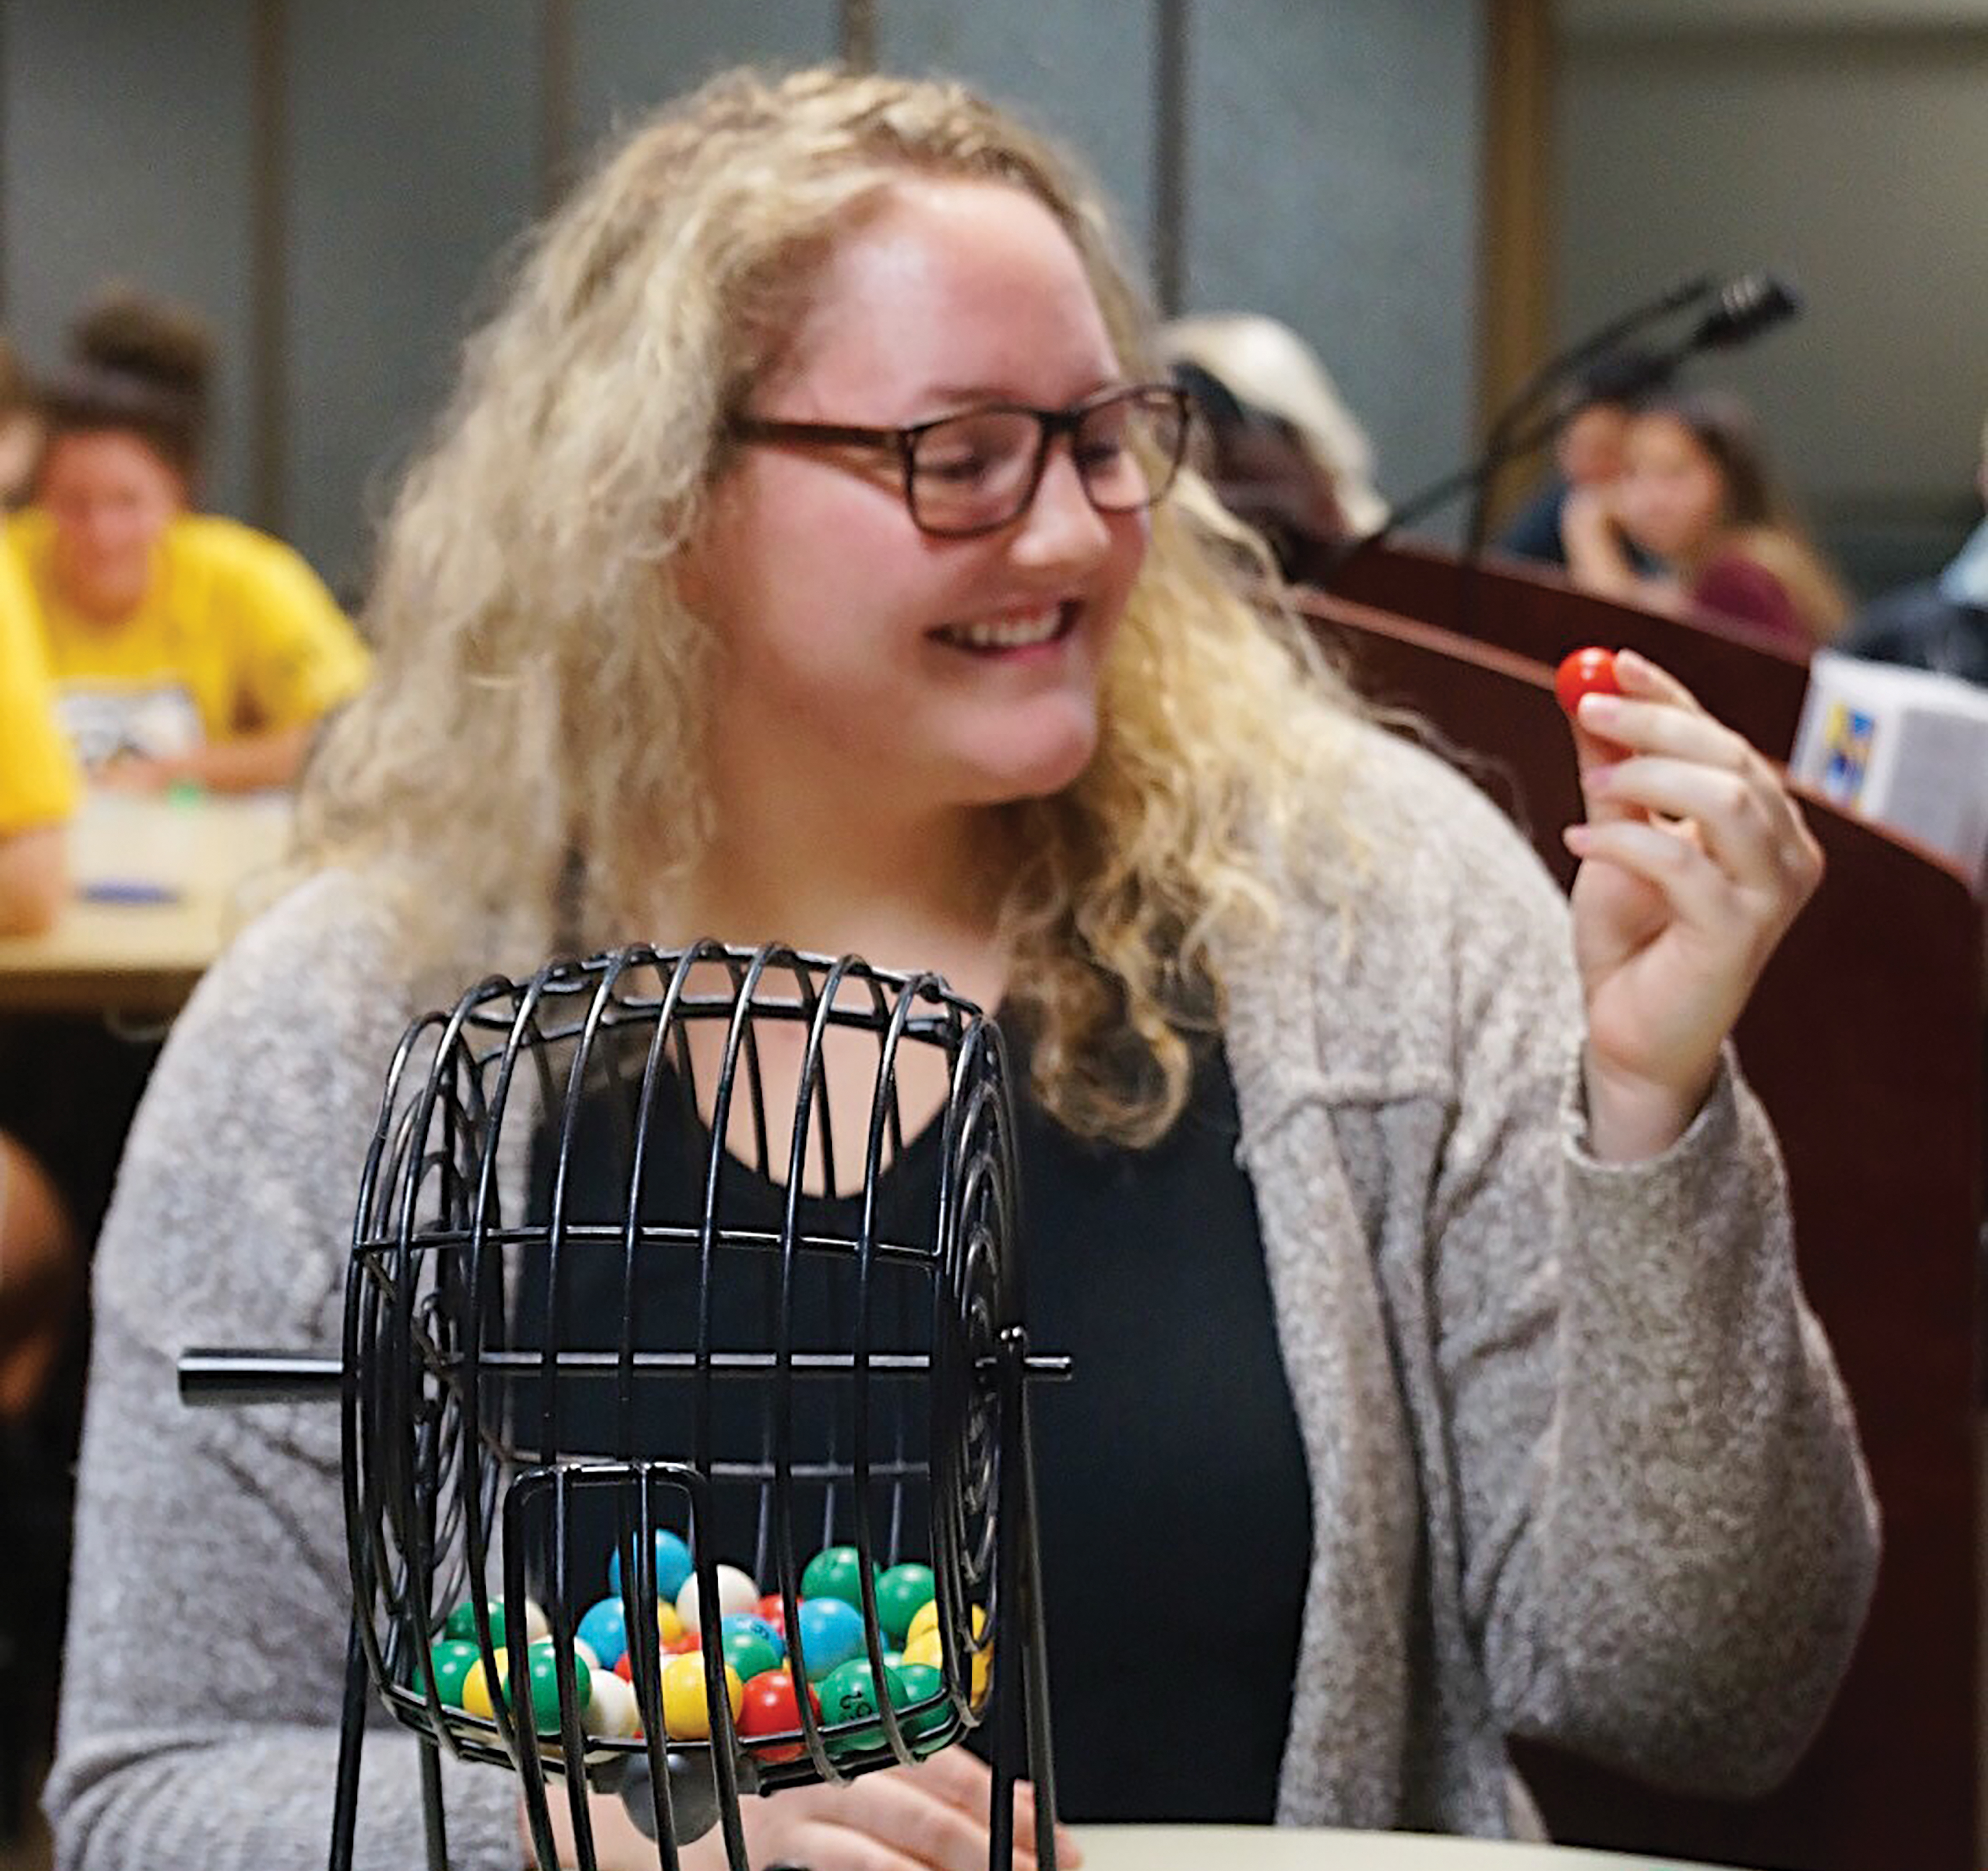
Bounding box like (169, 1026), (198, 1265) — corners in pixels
(688, 176), (1151, 820)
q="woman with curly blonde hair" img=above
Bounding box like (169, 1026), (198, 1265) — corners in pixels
(53, 64), (1872, 1871)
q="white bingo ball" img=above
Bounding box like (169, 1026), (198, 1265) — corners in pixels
(676, 1563), (759, 1629)
(524, 1598), (550, 1643)
(583, 1669), (641, 1740)
(572, 1638), (601, 1672)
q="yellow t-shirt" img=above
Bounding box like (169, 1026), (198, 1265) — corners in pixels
(0, 533), (79, 834)
(10, 509), (370, 772)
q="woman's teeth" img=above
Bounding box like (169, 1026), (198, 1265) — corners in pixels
(939, 607), (1067, 651)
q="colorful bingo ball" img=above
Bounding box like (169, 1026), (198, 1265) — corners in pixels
(721, 1630), (782, 1683)
(755, 1591), (795, 1638)
(737, 1667), (822, 1763)
(720, 1612), (783, 1658)
(676, 1563), (759, 1630)
(524, 1641), (592, 1733)
(1554, 646), (1621, 719)
(800, 1545), (877, 1610)
(417, 1639), (482, 1708)
(609, 1530), (694, 1605)
(818, 1658), (913, 1755)
(444, 1599), (505, 1645)
(904, 1599), (941, 1649)
(903, 1606), (990, 1702)
(875, 1563), (935, 1645)
(659, 1653), (743, 1741)
(459, 1653), (507, 1719)
(443, 1598), (547, 1647)
(583, 1668), (641, 1740)
(792, 1596), (866, 1681)
(892, 1660), (953, 1752)
(576, 1597), (628, 1671)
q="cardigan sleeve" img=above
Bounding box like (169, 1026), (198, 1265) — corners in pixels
(45, 875), (523, 1871)
(1422, 804), (1879, 1795)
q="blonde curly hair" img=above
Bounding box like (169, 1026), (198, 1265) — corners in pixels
(294, 64), (1365, 1147)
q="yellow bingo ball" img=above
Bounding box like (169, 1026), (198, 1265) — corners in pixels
(659, 1653), (743, 1741)
(654, 1600), (685, 1646)
(904, 1600), (940, 1648)
(459, 1652), (510, 1719)
(902, 1607), (988, 1702)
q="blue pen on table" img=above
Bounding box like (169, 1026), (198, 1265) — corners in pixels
(79, 879), (182, 906)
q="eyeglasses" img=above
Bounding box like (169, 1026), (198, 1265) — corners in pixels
(728, 382), (1192, 539)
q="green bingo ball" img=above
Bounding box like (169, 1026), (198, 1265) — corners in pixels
(444, 1599), (508, 1646)
(874, 1564), (936, 1645)
(524, 1641), (593, 1733)
(892, 1661), (953, 1753)
(721, 1630), (782, 1683)
(800, 1545), (878, 1611)
(819, 1658), (912, 1755)
(417, 1639), (483, 1708)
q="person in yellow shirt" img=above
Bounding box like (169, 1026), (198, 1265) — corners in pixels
(0, 530), (82, 1431)
(15, 293), (369, 792)
(0, 532), (75, 934)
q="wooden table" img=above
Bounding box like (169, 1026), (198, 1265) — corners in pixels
(1070, 1826), (1749, 1869)
(0, 791), (291, 1016)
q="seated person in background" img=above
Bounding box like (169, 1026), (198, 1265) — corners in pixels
(1497, 349), (1670, 569)
(10, 290), (369, 793)
(0, 530), (84, 1431)
(1161, 311), (1386, 576)
(0, 331), (45, 508)
(0, 529), (75, 935)
(1563, 389), (1848, 654)
(1842, 405), (1988, 688)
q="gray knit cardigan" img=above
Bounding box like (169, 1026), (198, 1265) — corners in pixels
(47, 721), (1878, 1870)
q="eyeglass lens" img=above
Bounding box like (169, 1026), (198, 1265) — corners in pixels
(907, 389), (1187, 534)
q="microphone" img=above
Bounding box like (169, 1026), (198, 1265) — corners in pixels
(1687, 273), (1802, 352)
(1354, 269), (1805, 565)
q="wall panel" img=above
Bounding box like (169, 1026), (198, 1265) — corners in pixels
(286, 0), (539, 594)
(1183, 0), (1486, 516)
(878, 0), (1159, 276)
(4, 0), (257, 519)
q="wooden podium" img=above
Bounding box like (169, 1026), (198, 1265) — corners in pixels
(1293, 561), (1982, 1871)
(1315, 537), (1815, 763)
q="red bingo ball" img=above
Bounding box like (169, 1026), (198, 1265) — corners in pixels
(756, 1592), (792, 1637)
(738, 1668), (821, 1763)
(1554, 646), (1620, 720)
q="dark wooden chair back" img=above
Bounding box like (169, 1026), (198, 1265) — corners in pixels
(1312, 537), (1815, 763)
(1297, 586), (1983, 1871)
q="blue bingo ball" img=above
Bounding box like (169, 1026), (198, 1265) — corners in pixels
(608, 1530), (693, 1604)
(719, 1612), (784, 1661)
(577, 1596), (629, 1671)
(793, 1597), (866, 1681)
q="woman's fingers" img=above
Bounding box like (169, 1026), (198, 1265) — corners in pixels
(1583, 755), (1820, 906)
(897, 1751), (1078, 1864)
(1564, 816), (1739, 936)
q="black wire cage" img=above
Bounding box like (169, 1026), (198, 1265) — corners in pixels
(180, 940), (1067, 1871)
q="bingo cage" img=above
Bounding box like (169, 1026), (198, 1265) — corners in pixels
(179, 940), (1067, 1871)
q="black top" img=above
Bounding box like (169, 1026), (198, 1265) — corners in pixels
(521, 1027), (1311, 1823)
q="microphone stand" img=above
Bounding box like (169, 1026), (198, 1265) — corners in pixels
(1326, 276), (1714, 585)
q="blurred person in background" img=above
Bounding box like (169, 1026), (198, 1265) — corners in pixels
(1563, 389), (1848, 653)
(11, 289), (369, 793)
(1162, 311), (1386, 578)
(0, 333), (44, 508)
(1842, 405), (1988, 688)
(1498, 349), (1670, 570)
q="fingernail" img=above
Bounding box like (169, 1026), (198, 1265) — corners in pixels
(1580, 693), (1622, 725)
